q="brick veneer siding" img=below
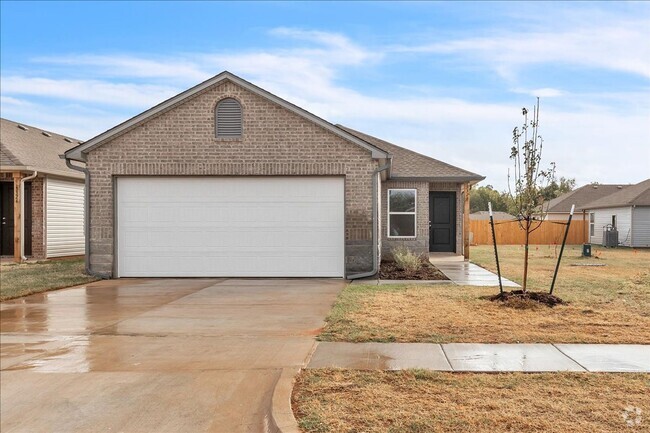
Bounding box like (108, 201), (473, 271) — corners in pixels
(85, 80), (378, 276)
(30, 176), (45, 259)
(381, 180), (430, 258)
(429, 182), (464, 255)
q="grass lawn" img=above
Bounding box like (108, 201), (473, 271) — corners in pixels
(293, 369), (650, 433)
(320, 245), (650, 343)
(0, 258), (98, 301)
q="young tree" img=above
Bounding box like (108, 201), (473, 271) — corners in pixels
(508, 98), (556, 292)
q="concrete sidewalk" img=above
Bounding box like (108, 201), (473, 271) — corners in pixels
(429, 257), (520, 287)
(307, 342), (650, 372)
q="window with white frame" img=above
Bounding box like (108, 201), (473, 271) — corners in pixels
(589, 212), (595, 237)
(388, 189), (416, 237)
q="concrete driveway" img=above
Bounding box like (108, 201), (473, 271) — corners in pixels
(0, 278), (344, 433)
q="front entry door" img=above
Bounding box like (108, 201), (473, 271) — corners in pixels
(429, 191), (456, 252)
(0, 182), (14, 256)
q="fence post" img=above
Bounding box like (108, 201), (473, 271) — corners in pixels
(550, 204), (574, 295)
(488, 202), (503, 294)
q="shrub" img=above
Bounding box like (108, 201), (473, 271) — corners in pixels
(392, 246), (421, 274)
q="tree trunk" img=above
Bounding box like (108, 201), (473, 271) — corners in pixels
(522, 219), (530, 292)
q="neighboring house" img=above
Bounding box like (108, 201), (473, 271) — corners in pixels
(64, 71), (484, 278)
(1, 118), (86, 261)
(469, 211), (515, 221)
(544, 183), (630, 221)
(580, 178), (650, 248)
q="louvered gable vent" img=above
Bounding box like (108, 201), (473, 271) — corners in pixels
(216, 98), (242, 137)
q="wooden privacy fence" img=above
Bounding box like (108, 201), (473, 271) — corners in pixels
(470, 219), (588, 245)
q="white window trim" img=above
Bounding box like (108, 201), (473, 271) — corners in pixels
(589, 212), (595, 237)
(387, 188), (417, 238)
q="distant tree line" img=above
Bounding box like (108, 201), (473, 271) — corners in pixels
(470, 177), (576, 215)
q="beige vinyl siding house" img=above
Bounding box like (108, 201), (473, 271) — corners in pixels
(1, 118), (85, 261)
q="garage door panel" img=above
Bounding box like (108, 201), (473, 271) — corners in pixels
(117, 177), (344, 277)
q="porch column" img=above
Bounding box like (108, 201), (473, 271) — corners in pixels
(13, 172), (22, 263)
(463, 183), (470, 260)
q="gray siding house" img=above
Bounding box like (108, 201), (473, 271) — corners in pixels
(63, 71), (483, 278)
(580, 179), (650, 248)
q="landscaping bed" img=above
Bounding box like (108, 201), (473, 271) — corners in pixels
(293, 369), (649, 433)
(379, 260), (447, 280)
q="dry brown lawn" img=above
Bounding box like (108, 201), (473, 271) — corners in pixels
(320, 245), (650, 343)
(293, 369), (650, 433)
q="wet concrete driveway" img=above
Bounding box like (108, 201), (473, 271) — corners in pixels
(0, 278), (344, 433)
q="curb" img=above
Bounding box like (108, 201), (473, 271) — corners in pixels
(270, 367), (302, 433)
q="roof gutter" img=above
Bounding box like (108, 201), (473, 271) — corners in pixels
(348, 162), (392, 280)
(20, 171), (38, 261)
(63, 157), (109, 279)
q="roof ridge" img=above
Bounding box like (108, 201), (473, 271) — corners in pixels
(337, 124), (482, 178)
(1, 117), (82, 142)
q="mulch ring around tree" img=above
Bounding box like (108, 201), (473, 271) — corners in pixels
(489, 290), (565, 308)
(379, 261), (448, 280)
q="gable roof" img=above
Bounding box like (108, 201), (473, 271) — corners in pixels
(338, 125), (484, 183)
(64, 71), (390, 162)
(1, 118), (84, 179)
(580, 179), (650, 209)
(546, 183), (632, 213)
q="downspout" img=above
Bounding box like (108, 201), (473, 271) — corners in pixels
(348, 162), (391, 280)
(20, 171), (38, 261)
(65, 158), (105, 278)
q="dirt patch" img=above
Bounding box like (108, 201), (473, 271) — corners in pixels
(489, 290), (565, 307)
(379, 260), (447, 280)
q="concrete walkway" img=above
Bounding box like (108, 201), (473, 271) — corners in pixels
(429, 254), (520, 287)
(1, 278), (344, 433)
(307, 342), (650, 372)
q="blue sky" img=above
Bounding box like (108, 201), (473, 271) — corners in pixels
(2, 1), (649, 189)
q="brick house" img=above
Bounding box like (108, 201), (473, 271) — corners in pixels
(1, 118), (85, 261)
(64, 72), (483, 278)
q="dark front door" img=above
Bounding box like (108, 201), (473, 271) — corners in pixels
(429, 191), (456, 252)
(1, 182), (14, 255)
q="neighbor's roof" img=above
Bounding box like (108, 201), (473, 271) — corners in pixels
(65, 71), (390, 162)
(470, 211), (516, 220)
(580, 179), (650, 209)
(547, 183), (632, 213)
(1, 118), (84, 179)
(338, 125), (484, 182)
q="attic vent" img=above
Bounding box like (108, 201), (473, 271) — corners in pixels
(216, 98), (242, 138)
(64, 138), (73, 143)
(42, 131), (52, 137)
(17, 124), (28, 131)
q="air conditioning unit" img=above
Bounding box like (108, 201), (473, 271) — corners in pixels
(602, 225), (618, 248)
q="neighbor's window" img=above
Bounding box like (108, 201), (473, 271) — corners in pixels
(388, 189), (416, 237)
(611, 215), (617, 228)
(215, 98), (242, 138)
(589, 213), (595, 237)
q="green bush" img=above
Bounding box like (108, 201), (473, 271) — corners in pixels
(392, 246), (421, 274)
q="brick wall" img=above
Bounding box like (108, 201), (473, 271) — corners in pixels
(30, 176), (45, 259)
(86, 80), (378, 276)
(381, 180), (430, 258)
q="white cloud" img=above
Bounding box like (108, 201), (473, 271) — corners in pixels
(393, 20), (650, 80)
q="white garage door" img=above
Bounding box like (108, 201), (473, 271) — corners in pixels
(116, 177), (345, 277)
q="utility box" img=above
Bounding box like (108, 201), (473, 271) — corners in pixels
(582, 244), (591, 257)
(602, 225), (619, 248)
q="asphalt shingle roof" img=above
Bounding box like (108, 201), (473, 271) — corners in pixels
(337, 125), (484, 182)
(580, 179), (650, 209)
(547, 183), (632, 212)
(0, 118), (83, 177)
